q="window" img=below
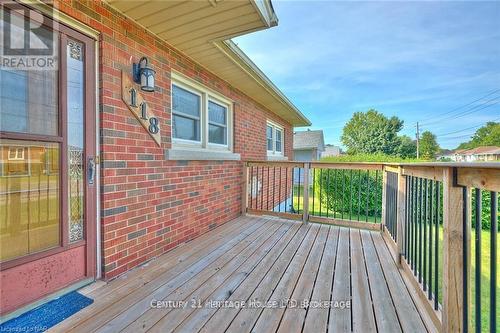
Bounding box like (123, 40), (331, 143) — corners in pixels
(172, 85), (201, 142)
(8, 147), (25, 160)
(171, 73), (233, 152)
(266, 121), (284, 156)
(266, 125), (273, 151)
(208, 101), (227, 145)
(275, 128), (282, 153)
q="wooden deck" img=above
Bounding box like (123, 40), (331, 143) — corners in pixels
(50, 215), (427, 332)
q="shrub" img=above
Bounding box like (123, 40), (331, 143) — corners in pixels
(314, 168), (382, 219)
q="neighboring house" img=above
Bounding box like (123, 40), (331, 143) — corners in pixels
(451, 146), (500, 162)
(0, 1), (310, 317)
(292, 130), (324, 187)
(321, 144), (342, 158)
(293, 130), (325, 161)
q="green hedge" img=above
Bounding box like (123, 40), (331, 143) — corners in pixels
(314, 168), (382, 219)
(471, 190), (499, 231)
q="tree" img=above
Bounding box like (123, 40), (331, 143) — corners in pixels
(341, 109), (403, 155)
(419, 131), (440, 159)
(457, 122), (500, 149)
(397, 135), (417, 158)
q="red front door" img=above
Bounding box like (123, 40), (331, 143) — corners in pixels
(0, 4), (96, 315)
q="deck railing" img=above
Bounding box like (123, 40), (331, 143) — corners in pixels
(242, 161), (499, 333)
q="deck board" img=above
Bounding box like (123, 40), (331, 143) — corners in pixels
(49, 215), (427, 333)
(350, 229), (377, 332)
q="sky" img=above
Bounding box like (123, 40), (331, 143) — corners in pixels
(233, 1), (500, 149)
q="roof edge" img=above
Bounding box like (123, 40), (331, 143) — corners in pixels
(251, 0), (279, 27)
(217, 40), (311, 127)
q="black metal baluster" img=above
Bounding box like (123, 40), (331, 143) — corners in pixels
(312, 168), (315, 216)
(342, 169), (345, 220)
(333, 169), (337, 218)
(272, 167), (276, 211)
(419, 178), (423, 282)
(298, 168), (302, 213)
(390, 174), (394, 234)
(405, 176), (410, 259)
(428, 180), (434, 300)
(375, 170), (382, 223)
(290, 167), (294, 212)
(260, 167), (264, 210)
(408, 176), (412, 262)
(319, 169), (323, 217)
(387, 174), (391, 233)
(278, 167), (283, 213)
(358, 170), (361, 221)
(366, 170), (370, 222)
(490, 191), (497, 332)
(474, 188), (481, 333)
(413, 176), (417, 273)
(326, 169), (331, 218)
(423, 179), (428, 291)
(462, 186), (468, 333)
(392, 173), (398, 235)
(349, 169), (353, 220)
(285, 167), (288, 212)
(267, 167), (270, 211)
(249, 166), (254, 209)
(434, 182), (440, 310)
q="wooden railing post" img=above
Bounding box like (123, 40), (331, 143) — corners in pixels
(302, 162), (310, 224)
(396, 167), (406, 265)
(242, 162), (249, 215)
(442, 167), (470, 333)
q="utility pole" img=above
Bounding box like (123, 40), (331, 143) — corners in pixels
(416, 122), (420, 159)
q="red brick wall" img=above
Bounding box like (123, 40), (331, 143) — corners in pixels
(53, 0), (294, 279)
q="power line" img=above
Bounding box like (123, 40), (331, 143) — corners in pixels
(437, 98), (499, 122)
(422, 97), (500, 127)
(435, 116), (500, 137)
(420, 88), (500, 126)
(438, 133), (476, 141)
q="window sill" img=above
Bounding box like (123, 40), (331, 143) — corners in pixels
(267, 155), (288, 161)
(165, 148), (241, 161)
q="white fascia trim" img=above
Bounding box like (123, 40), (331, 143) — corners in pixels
(251, 0), (279, 27)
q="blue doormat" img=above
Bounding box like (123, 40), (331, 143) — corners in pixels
(0, 291), (93, 332)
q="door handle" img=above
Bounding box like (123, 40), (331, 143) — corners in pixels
(88, 157), (96, 185)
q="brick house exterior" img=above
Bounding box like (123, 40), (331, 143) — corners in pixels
(0, 0), (309, 316)
(62, 1), (294, 279)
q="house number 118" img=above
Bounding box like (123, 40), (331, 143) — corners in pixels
(129, 88), (159, 135)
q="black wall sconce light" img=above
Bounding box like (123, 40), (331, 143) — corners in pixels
(133, 57), (156, 92)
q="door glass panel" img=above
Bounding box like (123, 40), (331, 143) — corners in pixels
(0, 140), (60, 262)
(0, 8), (58, 135)
(67, 39), (85, 242)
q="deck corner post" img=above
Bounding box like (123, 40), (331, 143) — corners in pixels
(442, 167), (470, 333)
(242, 161), (249, 215)
(396, 167), (406, 265)
(302, 162), (310, 224)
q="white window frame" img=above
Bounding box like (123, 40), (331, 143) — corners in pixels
(171, 72), (233, 152)
(8, 147), (25, 160)
(266, 120), (284, 157)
